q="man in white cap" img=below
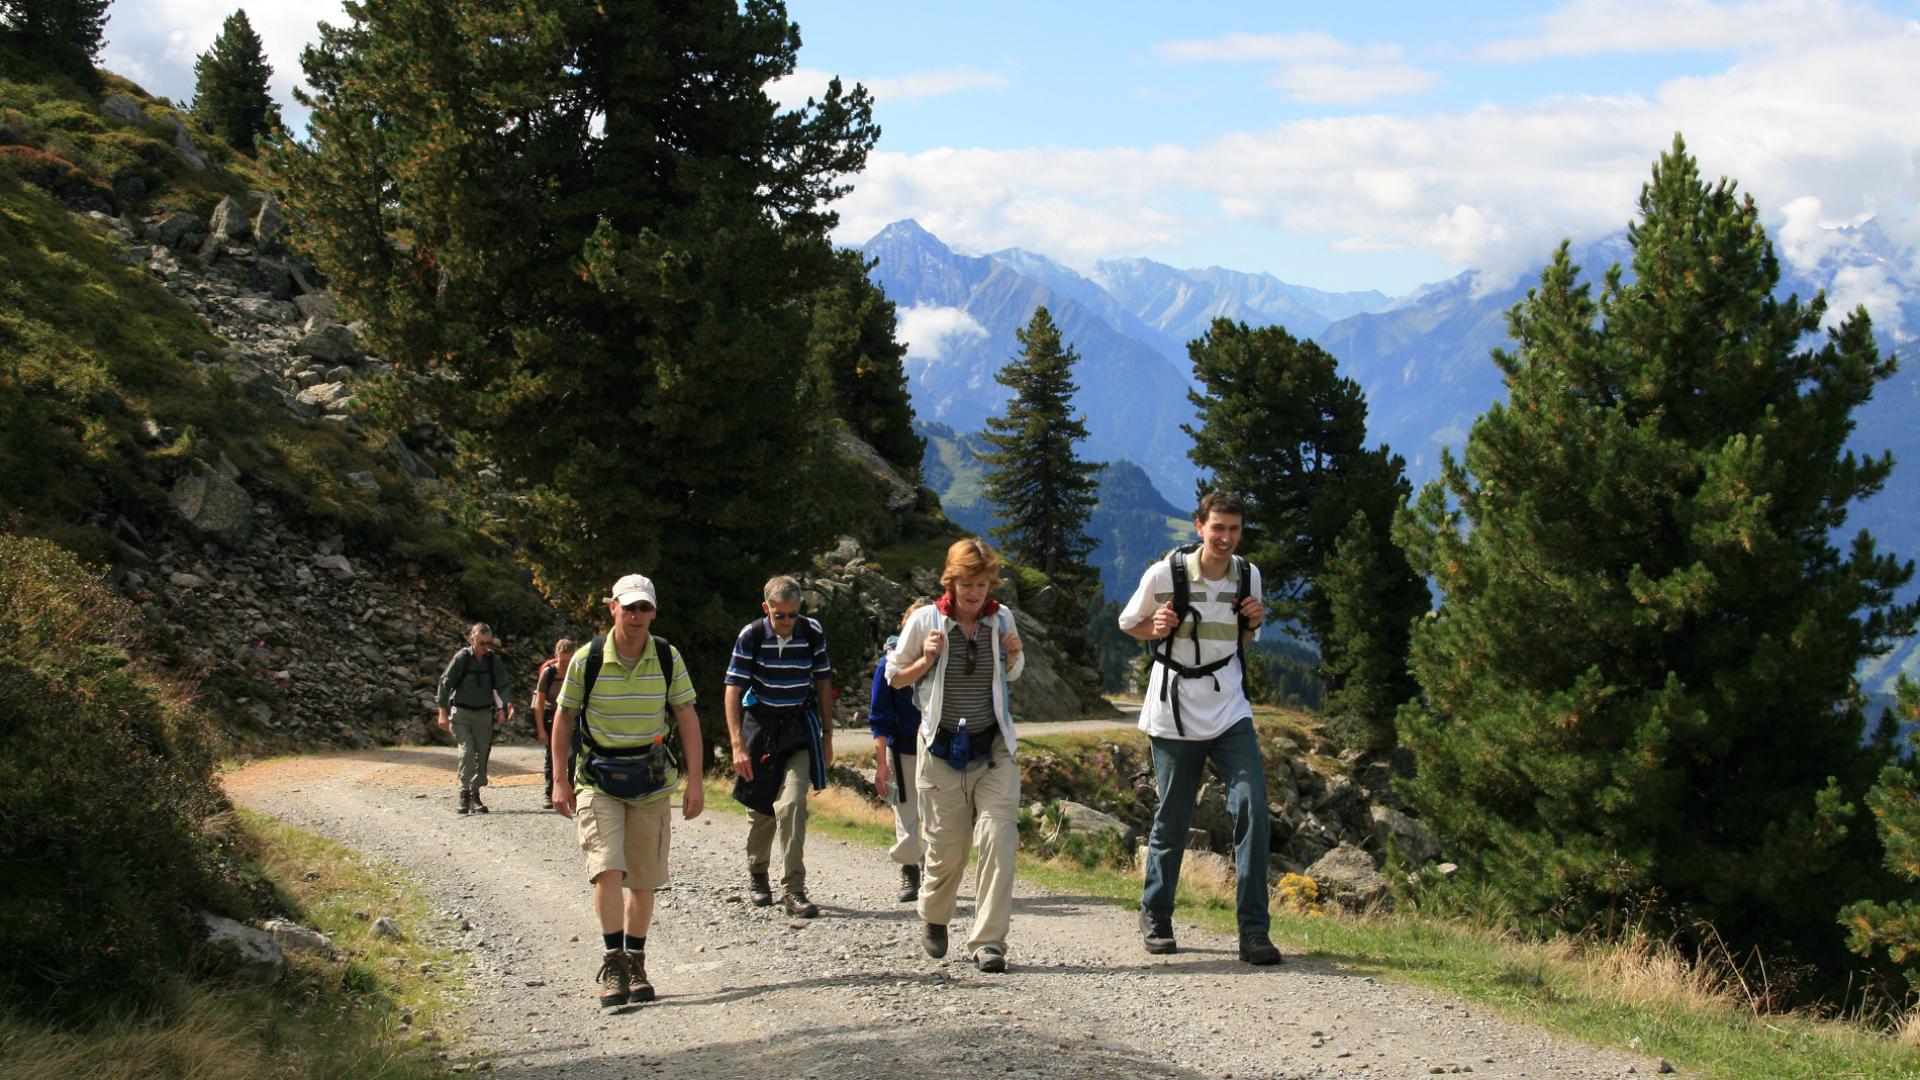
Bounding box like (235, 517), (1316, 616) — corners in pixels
(550, 573), (704, 1008)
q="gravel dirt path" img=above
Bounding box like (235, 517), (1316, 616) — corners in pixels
(225, 744), (1659, 1080)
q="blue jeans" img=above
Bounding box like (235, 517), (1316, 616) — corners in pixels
(1141, 716), (1270, 934)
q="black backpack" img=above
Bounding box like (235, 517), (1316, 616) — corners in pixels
(1145, 543), (1253, 736)
(572, 633), (678, 761)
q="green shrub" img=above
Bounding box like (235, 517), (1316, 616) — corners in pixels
(0, 535), (248, 1018)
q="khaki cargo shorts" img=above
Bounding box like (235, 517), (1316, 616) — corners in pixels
(576, 788), (671, 890)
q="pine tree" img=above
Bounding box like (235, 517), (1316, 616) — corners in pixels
(1841, 676), (1920, 992)
(1318, 512), (1405, 750)
(807, 248), (921, 473)
(980, 306), (1102, 596)
(269, 0), (878, 754)
(193, 10), (281, 152)
(1395, 136), (1917, 963)
(0, 0), (110, 88)
(1185, 318), (1425, 746)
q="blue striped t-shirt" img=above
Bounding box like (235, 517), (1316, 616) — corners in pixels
(724, 616), (832, 709)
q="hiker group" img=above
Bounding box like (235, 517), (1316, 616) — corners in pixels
(437, 491), (1281, 1008)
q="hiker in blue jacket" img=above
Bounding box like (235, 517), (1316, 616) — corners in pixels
(869, 598), (930, 903)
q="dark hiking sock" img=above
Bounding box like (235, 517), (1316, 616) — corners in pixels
(602, 931), (622, 951)
(624, 934), (646, 953)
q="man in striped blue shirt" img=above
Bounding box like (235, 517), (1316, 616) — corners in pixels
(724, 575), (834, 916)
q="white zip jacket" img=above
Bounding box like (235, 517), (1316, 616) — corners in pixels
(885, 603), (1026, 755)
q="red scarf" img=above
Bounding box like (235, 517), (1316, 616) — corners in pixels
(935, 592), (1001, 619)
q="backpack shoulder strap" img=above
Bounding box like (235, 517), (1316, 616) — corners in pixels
(1167, 545), (1193, 616)
(653, 635), (675, 699)
(1235, 556), (1253, 632)
(576, 636), (607, 752)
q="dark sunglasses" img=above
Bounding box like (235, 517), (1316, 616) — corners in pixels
(768, 609), (801, 621)
(963, 633), (979, 676)
(621, 601), (655, 614)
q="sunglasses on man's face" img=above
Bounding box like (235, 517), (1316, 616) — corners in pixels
(621, 601), (655, 614)
(768, 610), (801, 622)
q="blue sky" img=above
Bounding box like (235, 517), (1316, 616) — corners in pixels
(104, 1), (1920, 296)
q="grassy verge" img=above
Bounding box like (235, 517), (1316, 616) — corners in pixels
(0, 810), (460, 1080)
(704, 745), (1919, 1080)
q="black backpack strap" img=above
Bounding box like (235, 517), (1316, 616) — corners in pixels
(1236, 556), (1253, 709)
(576, 635), (607, 755)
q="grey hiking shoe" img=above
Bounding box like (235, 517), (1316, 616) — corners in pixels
(974, 945), (1007, 973)
(780, 891), (819, 918)
(749, 869), (773, 907)
(1139, 908), (1176, 954)
(596, 949), (630, 1007)
(923, 922), (948, 959)
(897, 863), (920, 903)
(468, 788), (488, 813)
(1238, 931), (1283, 966)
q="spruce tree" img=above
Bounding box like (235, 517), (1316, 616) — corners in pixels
(1395, 136), (1917, 963)
(270, 0), (878, 752)
(1185, 318), (1425, 746)
(0, 0), (110, 88)
(808, 248), (921, 473)
(193, 10), (280, 152)
(980, 305), (1102, 596)
(1841, 676), (1920, 992)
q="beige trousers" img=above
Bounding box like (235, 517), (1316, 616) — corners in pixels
(888, 750), (925, 865)
(745, 749), (811, 892)
(917, 741), (1019, 956)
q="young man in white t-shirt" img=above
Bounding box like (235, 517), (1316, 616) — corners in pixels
(1118, 491), (1282, 965)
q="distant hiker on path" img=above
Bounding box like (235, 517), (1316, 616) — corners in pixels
(549, 573), (703, 1008)
(869, 598), (930, 904)
(1119, 490), (1281, 966)
(532, 637), (575, 810)
(725, 576), (834, 917)
(436, 622), (512, 815)
(888, 538), (1025, 973)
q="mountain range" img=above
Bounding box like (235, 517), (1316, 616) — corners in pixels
(860, 218), (1920, 699)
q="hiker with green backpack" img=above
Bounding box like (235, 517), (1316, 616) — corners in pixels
(549, 573), (705, 1009)
(435, 622), (512, 815)
(1119, 491), (1282, 966)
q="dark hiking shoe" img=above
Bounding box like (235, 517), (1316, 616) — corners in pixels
(596, 949), (630, 1007)
(923, 922), (948, 959)
(626, 950), (655, 1003)
(469, 789), (488, 814)
(1238, 931), (1283, 966)
(780, 891), (819, 919)
(897, 863), (921, 903)
(457, 789), (472, 815)
(974, 945), (1007, 973)
(1139, 908), (1177, 954)
(749, 869), (773, 907)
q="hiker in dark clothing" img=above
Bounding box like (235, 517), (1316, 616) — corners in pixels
(532, 637), (575, 810)
(436, 622), (512, 815)
(869, 599), (929, 903)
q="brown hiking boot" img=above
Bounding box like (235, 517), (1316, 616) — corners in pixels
(596, 949), (629, 1008)
(457, 789), (471, 815)
(923, 921), (948, 959)
(748, 869), (773, 907)
(468, 788), (488, 814)
(780, 891), (819, 919)
(627, 949), (655, 1003)
(897, 863), (921, 903)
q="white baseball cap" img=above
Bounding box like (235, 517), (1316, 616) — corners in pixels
(609, 573), (657, 607)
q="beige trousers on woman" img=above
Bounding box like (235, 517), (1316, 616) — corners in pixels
(916, 740), (1019, 956)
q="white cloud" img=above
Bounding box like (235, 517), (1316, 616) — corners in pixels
(99, 1), (344, 126)
(771, 65), (1005, 113)
(1152, 32), (1401, 65)
(836, 28), (1920, 291)
(895, 305), (987, 363)
(1479, 0), (1901, 60)
(1267, 63), (1440, 105)
(867, 67), (1007, 103)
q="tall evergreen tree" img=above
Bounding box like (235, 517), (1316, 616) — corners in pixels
(1185, 319), (1425, 746)
(807, 248), (921, 473)
(980, 306), (1102, 596)
(0, 0), (110, 88)
(192, 10), (281, 152)
(269, 0), (877, 751)
(1395, 136), (1917, 964)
